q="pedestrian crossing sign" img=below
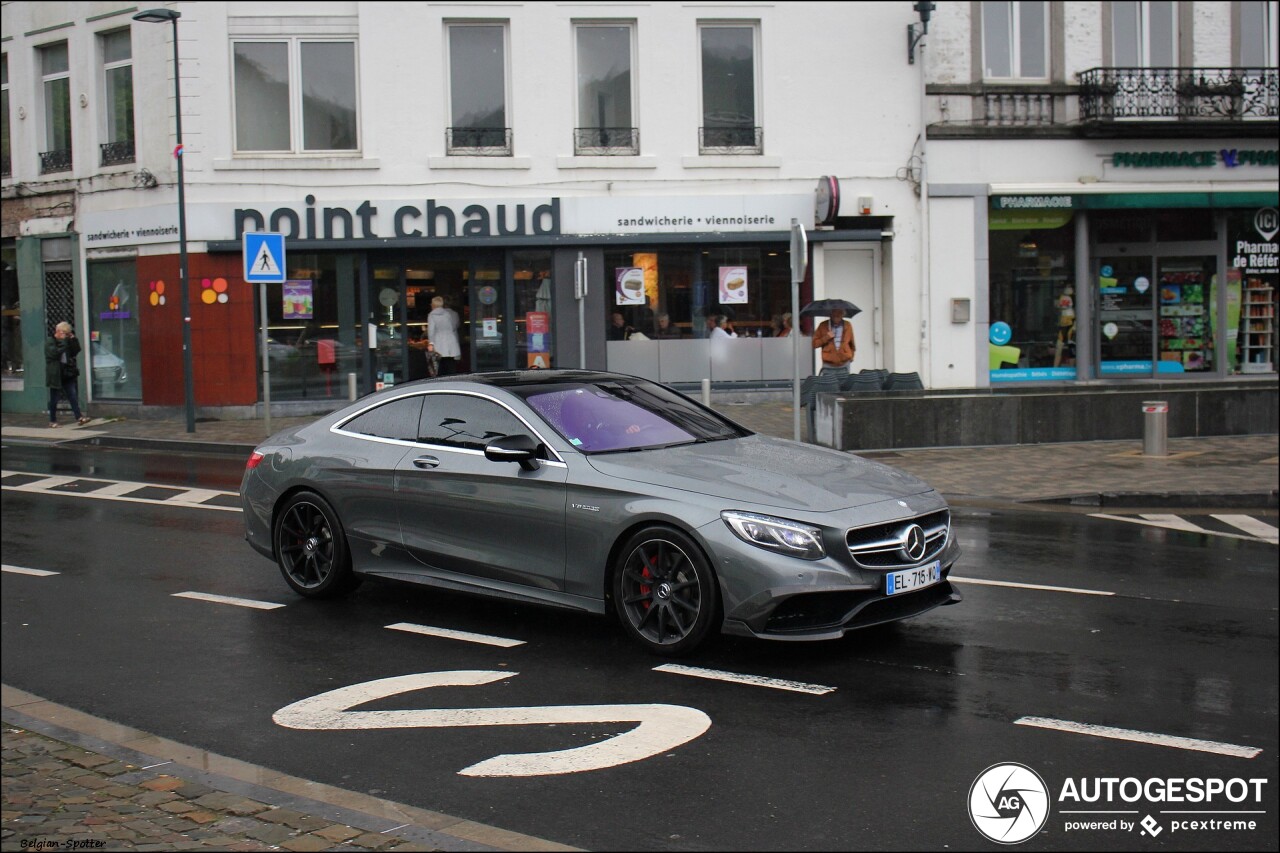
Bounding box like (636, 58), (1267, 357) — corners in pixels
(244, 232), (286, 283)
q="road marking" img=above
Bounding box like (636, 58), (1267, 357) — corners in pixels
(2, 564), (60, 577)
(273, 671), (712, 777)
(950, 576), (1114, 596)
(1, 469), (240, 513)
(386, 622), (525, 648)
(653, 664), (836, 695)
(172, 591), (286, 610)
(1090, 512), (1273, 544)
(1212, 514), (1279, 543)
(1014, 716), (1262, 758)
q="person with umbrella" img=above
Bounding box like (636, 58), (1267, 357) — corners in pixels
(805, 298), (859, 375)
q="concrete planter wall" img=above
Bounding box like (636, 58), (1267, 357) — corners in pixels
(814, 381), (1279, 451)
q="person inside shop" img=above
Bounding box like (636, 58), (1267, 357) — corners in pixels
(812, 307), (855, 375)
(653, 313), (681, 338)
(774, 313), (793, 337)
(45, 321), (90, 428)
(608, 310), (634, 341)
(709, 314), (737, 339)
(1053, 285), (1076, 368)
(427, 295), (461, 375)
(407, 327), (433, 380)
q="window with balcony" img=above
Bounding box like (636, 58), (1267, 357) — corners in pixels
(1112, 1), (1177, 67)
(233, 39), (358, 153)
(574, 23), (637, 155)
(981, 1), (1047, 79)
(39, 42), (73, 174)
(2, 55), (11, 178)
(446, 23), (511, 155)
(699, 23), (761, 154)
(100, 29), (135, 166)
(1240, 2), (1278, 66)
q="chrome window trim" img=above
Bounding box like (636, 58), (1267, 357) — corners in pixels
(331, 388), (568, 467)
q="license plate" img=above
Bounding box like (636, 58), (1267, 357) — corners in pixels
(886, 561), (941, 595)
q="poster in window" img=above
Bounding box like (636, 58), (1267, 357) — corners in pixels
(616, 267), (646, 305)
(283, 280), (314, 320)
(719, 266), (748, 304)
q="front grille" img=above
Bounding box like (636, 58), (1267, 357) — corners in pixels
(846, 509), (950, 569)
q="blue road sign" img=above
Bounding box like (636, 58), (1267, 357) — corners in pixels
(244, 233), (286, 283)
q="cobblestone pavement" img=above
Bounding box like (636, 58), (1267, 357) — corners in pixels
(2, 724), (424, 852)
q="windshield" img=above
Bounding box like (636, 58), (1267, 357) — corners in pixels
(516, 378), (749, 453)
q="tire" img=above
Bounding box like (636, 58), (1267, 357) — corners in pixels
(273, 491), (361, 598)
(612, 526), (719, 656)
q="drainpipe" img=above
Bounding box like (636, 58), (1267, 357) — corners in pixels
(918, 24), (932, 386)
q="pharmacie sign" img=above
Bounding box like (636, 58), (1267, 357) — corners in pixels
(1110, 148), (1278, 168)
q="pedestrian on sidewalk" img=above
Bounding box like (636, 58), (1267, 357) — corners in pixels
(427, 296), (461, 375)
(812, 307), (855, 375)
(45, 321), (89, 428)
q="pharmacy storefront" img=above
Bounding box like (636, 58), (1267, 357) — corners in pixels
(984, 149), (1277, 384)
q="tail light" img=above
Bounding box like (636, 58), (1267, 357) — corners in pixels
(245, 451), (265, 470)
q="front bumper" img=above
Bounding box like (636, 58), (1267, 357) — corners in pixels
(696, 498), (963, 641)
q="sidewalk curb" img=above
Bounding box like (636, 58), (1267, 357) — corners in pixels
(2, 684), (579, 852)
(1031, 490), (1280, 509)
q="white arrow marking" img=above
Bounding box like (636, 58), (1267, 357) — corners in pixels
(272, 671), (711, 777)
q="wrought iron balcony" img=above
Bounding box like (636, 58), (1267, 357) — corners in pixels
(698, 125), (763, 154)
(445, 127), (512, 156)
(573, 127), (640, 155)
(1078, 67), (1278, 125)
(39, 148), (73, 174)
(100, 139), (136, 167)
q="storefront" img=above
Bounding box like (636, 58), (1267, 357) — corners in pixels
(987, 187), (1278, 384)
(61, 191), (845, 413)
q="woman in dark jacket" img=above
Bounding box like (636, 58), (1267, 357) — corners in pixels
(45, 321), (89, 427)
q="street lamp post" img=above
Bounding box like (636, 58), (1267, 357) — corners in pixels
(134, 7), (195, 433)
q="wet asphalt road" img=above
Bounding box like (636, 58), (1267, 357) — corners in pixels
(2, 444), (1277, 851)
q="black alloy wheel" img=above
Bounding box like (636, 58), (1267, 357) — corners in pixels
(613, 526), (718, 655)
(274, 491), (360, 598)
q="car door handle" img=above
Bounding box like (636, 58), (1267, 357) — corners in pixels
(412, 456), (441, 470)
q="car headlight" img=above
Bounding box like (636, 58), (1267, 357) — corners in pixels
(721, 511), (825, 560)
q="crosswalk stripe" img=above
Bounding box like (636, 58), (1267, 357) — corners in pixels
(1090, 513), (1274, 544)
(1212, 514), (1279, 542)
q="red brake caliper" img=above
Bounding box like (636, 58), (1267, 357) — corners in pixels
(639, 553), (657, 609)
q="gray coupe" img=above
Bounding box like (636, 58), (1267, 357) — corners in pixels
(240, 370), (961, 655)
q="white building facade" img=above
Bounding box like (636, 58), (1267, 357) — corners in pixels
(2, 1), (936, 416)
(923, 1), (1278, 388)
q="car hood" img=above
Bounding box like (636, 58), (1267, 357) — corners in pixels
(585, 434), (935, 512)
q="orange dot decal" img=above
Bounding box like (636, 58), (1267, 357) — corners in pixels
(202, 289), (218, 304)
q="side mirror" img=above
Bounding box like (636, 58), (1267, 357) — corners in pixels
(484, 434), (542, 471)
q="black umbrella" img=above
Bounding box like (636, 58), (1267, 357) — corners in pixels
(799, 298), (862, 318)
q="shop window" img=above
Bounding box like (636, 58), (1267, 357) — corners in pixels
(39, 42), (72, 174)
(1093, 211), (1152, 244)
(574, 23), (637, 155)
(233, 39), (359, 153)
(1155, 208), (1216, 242)
(1226, 208), (1279, 374)
(87, 260), (142, 399)
(261, 253), (361, 401)
(2, 54), (11, 178)
(981, 1), (1048, 79)
(699, 24), (761, 153)
(446, 23), (510, 155)
(603, 246), (792, 340)
(100, 29), (135, 166)
(988, 210), (1077, 380)
(1, 239), (19, 390)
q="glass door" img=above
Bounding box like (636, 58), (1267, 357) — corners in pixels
(469, 256), (507, 372)
(369, 264), (406, 389)
(1096, 254), (1155, 376)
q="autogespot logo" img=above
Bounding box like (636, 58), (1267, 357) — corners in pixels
(969, 763), (1051, 844)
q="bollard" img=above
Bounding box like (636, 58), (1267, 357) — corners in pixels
(1142, 401), (1168, 456)
(702, 378), (711, 407)
(348, 372), (358, 401)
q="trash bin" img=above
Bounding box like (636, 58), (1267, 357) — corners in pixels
(1142, 401), (1168, 457)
